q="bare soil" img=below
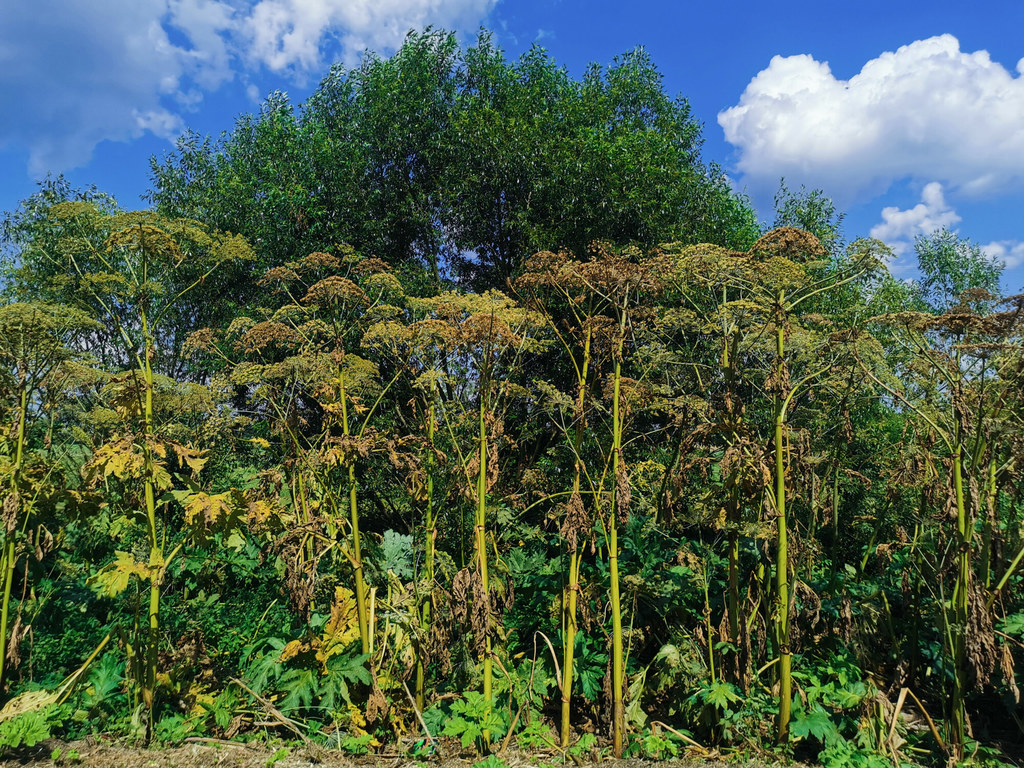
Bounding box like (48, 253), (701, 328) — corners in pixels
(0, 740), (754, 768)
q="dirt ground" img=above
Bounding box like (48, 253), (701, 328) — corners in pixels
(0, 739), (752, 768)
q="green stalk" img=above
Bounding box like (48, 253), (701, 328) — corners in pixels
(950, 438), (969, 757)
(988, 538), (1024, 610)
(139, 308), (163, 724)
(831, 460), (841, 563)
(609, 329), (625, 758)
(0, 375), (29, 690)
(773, 308), (792, 744)
(561, 547), (582, 746)
(702, 560), (716, 683)
(561, 325), (592, 748)
(416, 394), (436, 713)
(338, 371), (370, 656)
(727, 529), (739, 649)
(476, 391), (493, 737)
(980, 458), (997, 590)
(722, 301), (742, 665)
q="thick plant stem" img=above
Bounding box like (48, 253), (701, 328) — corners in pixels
(773, 315), (792, 744)
(339, 372), (370, 656)
(561, 546), (581, 746)
(727, 531), (739, 647)
(140, 311), (163, 722)
(416, 397), (437, 713)
(348, 463), (368, 655)
(476, 395), (493, 739)
(950, 440), (969, 758)
(989, 539), (1024, 610)
(0, 540), (14, 692)
(609, 517), (623, 757)
(561, 326), (591, 748)
(0, 378), (28, 690)
(609, 333), (625, 758)
(721, 302), (742, 672)
(980, 458), (997, 590)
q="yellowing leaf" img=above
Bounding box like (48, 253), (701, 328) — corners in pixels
(184, 492), (233, 527)
(279, 639), (310, 663)
(318, 586), (361, 666)
(89, 551), (150, 597)
(169, 441), (208, 475)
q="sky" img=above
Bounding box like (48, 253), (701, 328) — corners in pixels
(2, 0), (1024, 291)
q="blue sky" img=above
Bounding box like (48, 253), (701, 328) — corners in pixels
(3, 0), (1024, 290)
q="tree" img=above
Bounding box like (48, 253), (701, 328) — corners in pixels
(148, 30), (759, 292)
(914, 228), (1002, 312)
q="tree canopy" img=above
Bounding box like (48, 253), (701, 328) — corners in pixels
(148, 30), (759, 291)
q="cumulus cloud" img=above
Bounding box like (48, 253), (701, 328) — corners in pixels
(870, 182), (961, 255)
(238, 0), (495, 73)
(870, 182), (1024, 274)
(0, 0), (235, 174)
(0, 0), (494, 175)
(981, 241), (1024, 270)
(719, 35), (1024, 201)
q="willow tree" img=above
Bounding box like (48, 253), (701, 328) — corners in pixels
(22, 203), (252, 723)
(149, 30), (759, 291)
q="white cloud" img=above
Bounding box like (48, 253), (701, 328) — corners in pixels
(981, 241), (1024, 270)
(237, 0), (496, 73)
(870, 182), (1024, 275)
(0, 1), (235, 174)
(719, 35), (1024, 202)
(0, 0), (494, 175)
(870, 182), (961, 255)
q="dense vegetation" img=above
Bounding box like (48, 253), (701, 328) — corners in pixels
(0, 29), (1021, 768)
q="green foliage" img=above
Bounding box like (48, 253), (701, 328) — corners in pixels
(0, 705), (60, 751)
(999, 611), (1024, 638)
(441, 691), (507, 750)
(265, 747), (289, 767)
(790, 704), (840, 745)
(340, 732), (375, 754)
(153, 713), (205, 744)
(626, 726), (682, 760)
(0, 27), (1022, 768)
(149, 30), (757, 290)
(567, 732), (598, 758)
(914, 227), (1002, 310)
(819, 737), (893, 768)
(50, 746), (82, 765)
(472, 755), (509, 768)
(774, 180), (845, 255)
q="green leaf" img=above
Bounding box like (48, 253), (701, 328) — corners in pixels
(1000, 612), (1024, 638)
(278, 667), (319, 714)
(702, 681), (741, 711)
(791, 705), (840, 744)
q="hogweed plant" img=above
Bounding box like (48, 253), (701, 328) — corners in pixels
(30, 204), (252, 727)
